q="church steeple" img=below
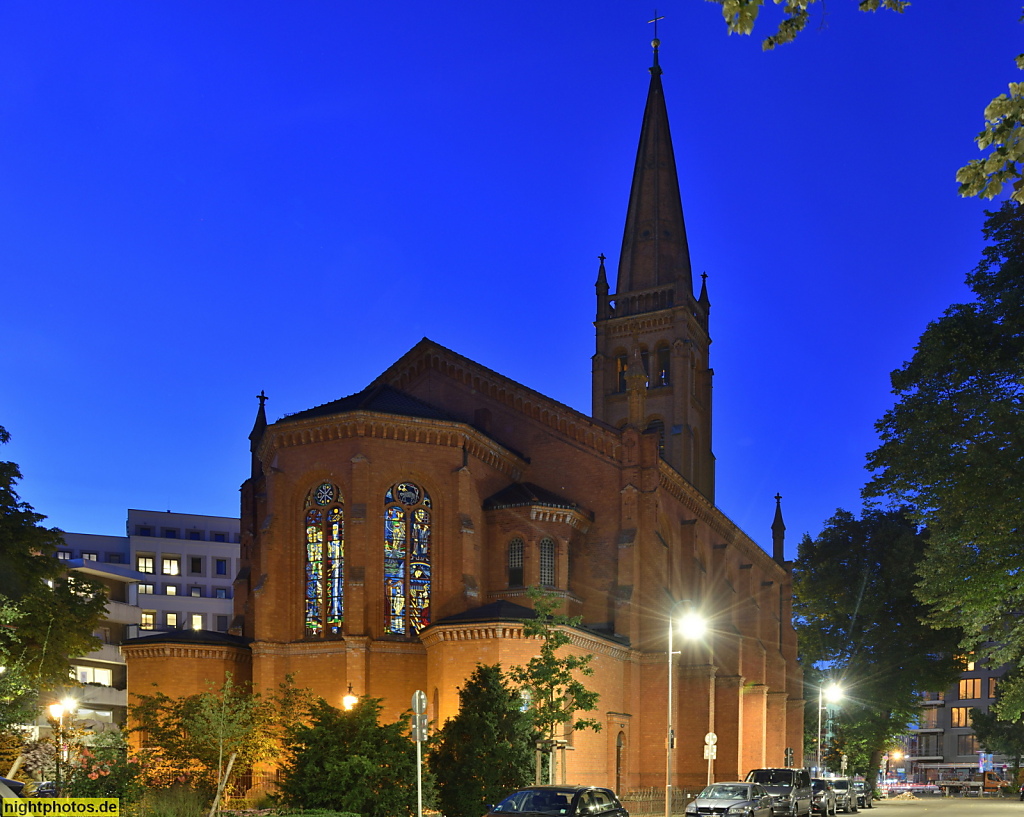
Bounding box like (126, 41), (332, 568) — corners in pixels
(249, 390), (268, 479)
(771, 493), (786, 563)
(591, 36), (715, 501)
(615, 36), (693, 300)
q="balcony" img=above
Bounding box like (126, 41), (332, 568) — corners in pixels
(104, 600), (142, 626)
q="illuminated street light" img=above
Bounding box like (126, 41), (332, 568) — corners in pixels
(666, 601), (708, 817)
(48, 697), (78, 793)
(342, 682), (358, 711)
(816, 683), (844, 773)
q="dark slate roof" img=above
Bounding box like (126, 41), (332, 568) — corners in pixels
(483, 482), (588, 516)
(278, 383), (460, 425)
(432, 600), (538, 625)
(122, 630), (252, 648)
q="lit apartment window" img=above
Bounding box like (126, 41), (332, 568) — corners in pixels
(951, 707), (973, 727)
(77, 707), (114, 724)
(989, 677), (998, 699)
(162, 557), (180, 576)
(190, 586), (202, 598)
(82, 552), (98, 561)
(56, 551), (71, 560)
(165, 585), (178, 596)
(140, 611), (155, 630)
(166, 612), (178, 628)
(215, 559), (228, 576)
(74, 665), (113, 686)
(959, 678), (981, 700)
(138, 584), (153, 595)
(190, 614), (203, 631)
(137, 556), (155, 574)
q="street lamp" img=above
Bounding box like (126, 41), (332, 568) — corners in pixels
(48, 697), (78, 792)
(342, 682), (358, 711)
(816, 683), (843, 774)
(666, 601), (707, 817)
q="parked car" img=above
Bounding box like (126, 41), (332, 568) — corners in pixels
(0, 778), (24, 799)
(685, 782), (774, 817)
(812, 778), (837, 816)
(486, 786), (629, 817)
(828, 779), (857, 814)
(745, 768), (813, 817)
(851, 781), (872, 809)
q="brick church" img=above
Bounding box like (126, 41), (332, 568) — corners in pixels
(123, 41), (804, 790)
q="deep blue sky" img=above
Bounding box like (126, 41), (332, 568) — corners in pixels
(1, 1), (1018, 556)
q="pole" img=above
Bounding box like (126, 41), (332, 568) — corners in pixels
(666, 619), (674, 817)
(816, 687), (824, 774)
(416, 735), (423, 817)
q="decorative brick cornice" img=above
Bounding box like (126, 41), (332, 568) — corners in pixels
(422, 621), (634, 662)
(258, 412), (526, 481)
(121, 643), (252, 663)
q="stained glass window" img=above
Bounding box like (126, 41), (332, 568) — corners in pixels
(304, 482), (344, 637)
(384, 481), (432, 636)
(539, 538), (555, 587)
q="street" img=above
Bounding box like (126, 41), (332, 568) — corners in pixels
(868, 797), (1024, 817)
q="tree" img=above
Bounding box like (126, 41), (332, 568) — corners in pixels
(508, 588), (600, 784)
(793, 509), (963, 790)
(970, 706), (1024, 780)
(428, 664), (533, 817)
(0, 424), (108, 693)
(864, 201), (1024, 718)
(130, 673), (296, 793)
(700, 2), (1024, 203)
(278, 696), (418, 817)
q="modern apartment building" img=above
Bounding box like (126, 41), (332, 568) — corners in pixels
(53, 511), (240, 729)
(900, 659), (1009, 782)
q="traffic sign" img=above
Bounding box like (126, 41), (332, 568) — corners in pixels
(412, 690), (427, 714)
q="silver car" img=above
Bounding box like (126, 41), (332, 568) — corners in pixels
(685, 782), (774, 817)
(827, 779), (857, 814)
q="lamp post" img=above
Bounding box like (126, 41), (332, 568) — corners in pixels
(342, 683), (358, 711)
(816, 683), (843, 774)
(666, 601), (707, 817)
(48, 697), (78, 793)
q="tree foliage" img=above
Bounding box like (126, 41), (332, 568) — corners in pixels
(701, 2), (1024, 203)
(971, 704), (1024, 778)
(508, 589), (601, 753)
(794, 509), (962, 786)
(131, 673), (301, 792)
(0, 424), (108, 694)
(278, 697), (418, 817)
(865, 201), (1024, 717)
(428, 664), (533, 817)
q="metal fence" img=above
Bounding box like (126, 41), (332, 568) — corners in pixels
(620, 787), (698, 816)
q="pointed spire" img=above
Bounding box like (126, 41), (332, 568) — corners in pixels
(616, 35), (693, 299)
(698, 271), (710, 308)
(249, 390), (268, 479)
(595, 253), (610, 320)
(771, 493), (786, 563)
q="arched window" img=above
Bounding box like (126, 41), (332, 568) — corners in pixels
(655, 344), (671, 386)
(539, 538), (556, 587)
(615, 355), (628, 393)
(508, 538), (524, 587)
(384, 481), (432, 636)
(304, 482), (344, 637)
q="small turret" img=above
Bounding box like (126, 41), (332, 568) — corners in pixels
(771, 493), (786, 563)
(249, 391), (268, 479)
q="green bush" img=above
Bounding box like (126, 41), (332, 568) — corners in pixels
(66, 731), (145, 809)
(138, 785), (209, 817)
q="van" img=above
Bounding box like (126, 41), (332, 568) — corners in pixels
(745, 769), (813, 817)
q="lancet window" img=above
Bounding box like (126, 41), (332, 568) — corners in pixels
(539, 537), (556, 587)
(304, 482), (344, 637)
(508, 538), (524, 587)
(383, 481), (432, 636)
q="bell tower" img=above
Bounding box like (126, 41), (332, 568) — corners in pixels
(592, 38), (714, 500)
